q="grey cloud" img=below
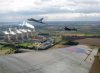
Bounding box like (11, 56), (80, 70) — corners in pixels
(41, 0), (50, 2)
(36, 0), (100, 13)
(73, 16), (100, 21)
(72, 0), (100, 4)
(0, 0), (100, 21)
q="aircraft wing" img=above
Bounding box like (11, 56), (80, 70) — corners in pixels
(27, 18), (36, 21)
(0, 45), (98, 73)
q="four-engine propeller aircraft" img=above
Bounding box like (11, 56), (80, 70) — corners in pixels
(27, 18), (46, 24)
(64, 26), (77, 31)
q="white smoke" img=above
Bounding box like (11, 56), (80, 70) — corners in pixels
(19, 21), (35, 29)
(27, 29), (31, 32)
(19, 24), (23, 26)
(19, 21), (25, 27)
(20, 29), (27, 33)
(3, 31), (9, 35)
(15, 28), (22, 34)
(25, 22), (35, 29)
(9, 28), (16, 35)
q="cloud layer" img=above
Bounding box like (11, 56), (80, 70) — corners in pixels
(0, 0), (100, 21)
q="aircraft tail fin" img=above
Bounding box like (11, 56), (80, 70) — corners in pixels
(39, 18), (44, 22)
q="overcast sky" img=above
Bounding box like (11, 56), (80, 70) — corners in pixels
(0, 0), (100, 22)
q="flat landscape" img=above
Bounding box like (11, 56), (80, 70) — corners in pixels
(74, 38), (100, 47)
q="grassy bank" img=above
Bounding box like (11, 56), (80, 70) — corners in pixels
(0, 44), (15, 55)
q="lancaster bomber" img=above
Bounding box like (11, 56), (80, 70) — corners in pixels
(27, 18), (46, 24)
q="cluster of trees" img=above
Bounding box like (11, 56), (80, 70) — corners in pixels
(63, 41), (79, 45)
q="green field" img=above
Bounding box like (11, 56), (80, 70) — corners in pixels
(18, 42), (41, 49)
(0, 44), (15, 55)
